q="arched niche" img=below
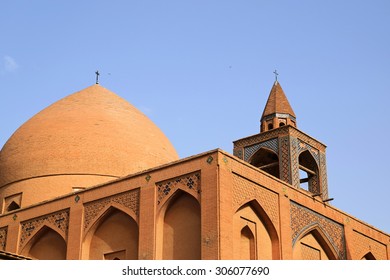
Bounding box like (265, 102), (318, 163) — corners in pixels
(233, 201), (280, 260)
(21, 225), (67, 260)
(249, 148), (280, 178)
(7, 201), (20, 212)
(240, 225), (255, 260)
(292, 226), (338, 260)
(83, 207), (139, 260)
(157, 190), (201, 260)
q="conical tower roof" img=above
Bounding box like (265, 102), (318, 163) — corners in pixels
(261, 81), (296, 120)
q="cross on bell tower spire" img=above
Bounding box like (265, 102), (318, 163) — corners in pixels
(95, 70), (100, 84)
(273, 70), (278, 82)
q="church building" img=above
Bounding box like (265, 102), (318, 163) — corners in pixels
(0, 79), (388, 260)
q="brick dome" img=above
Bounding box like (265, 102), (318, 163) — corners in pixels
(0, 84), (179, 207)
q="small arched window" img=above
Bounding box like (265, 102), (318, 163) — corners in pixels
(268, 123), (274, 130)
(279, 122), (285, 127)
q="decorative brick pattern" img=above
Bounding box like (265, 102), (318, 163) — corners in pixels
(289, 128), (325, 152)
(279, 136), (291, 184)
(309, 174), (320, 194)
(298, 140), (320, 165)
(290, 202), (345, 259)
(352, 230), (387, 260)
(0, 227), (7, 251)
(157, 172), (201, 206)
(244, 138), (279, 161)
(234, 126), (289, 149)
(233, 148), (243, 160)
(232, 173), (279, 230)
(84, 189), (140, 231)
(20, 209), (70, 249)
(320, 153), (328, 199)
(290, 137), (300, 188)
(235, 127), (326, 152)
(301, 243), (321, 260)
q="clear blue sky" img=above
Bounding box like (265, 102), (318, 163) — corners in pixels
(1, 1), (389, 233)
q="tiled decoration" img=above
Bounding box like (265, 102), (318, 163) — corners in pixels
(279, 136), (291, 184)
(290, 202), (345, 259)
(244, 138), (279, 162)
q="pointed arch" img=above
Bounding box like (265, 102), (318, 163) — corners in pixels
(82, 206), (139, 260)
(84, 201), (139, 235)
(249, 147), (279, 178)
(21, 225), (67, 260)
(233, 200), (280, 260)
(292, 225), (338, 260)
(240, 225), (255, 260)
(157, 189), (201, 260)
(20, 221), (67, 256)
(298, 150), (320, 194)
(361, 252), (376, 260)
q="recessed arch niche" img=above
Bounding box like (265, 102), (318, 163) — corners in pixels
(292, 226), (337, 260)
(158, 190), (201, 260)
(83, 207), (139, 260)
(233, 201), (280, 260)
(21, 225), (67, 260)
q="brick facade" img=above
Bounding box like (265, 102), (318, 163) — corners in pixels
(0, 83), (388, 260)
(0, 149), (388, 259)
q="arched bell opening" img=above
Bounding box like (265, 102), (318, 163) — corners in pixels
(249, 148), (280, 179)
(298, 150), (320, 194)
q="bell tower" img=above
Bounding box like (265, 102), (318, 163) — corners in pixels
(233, 79), (329, 200)
(260, 80), (297, 132)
